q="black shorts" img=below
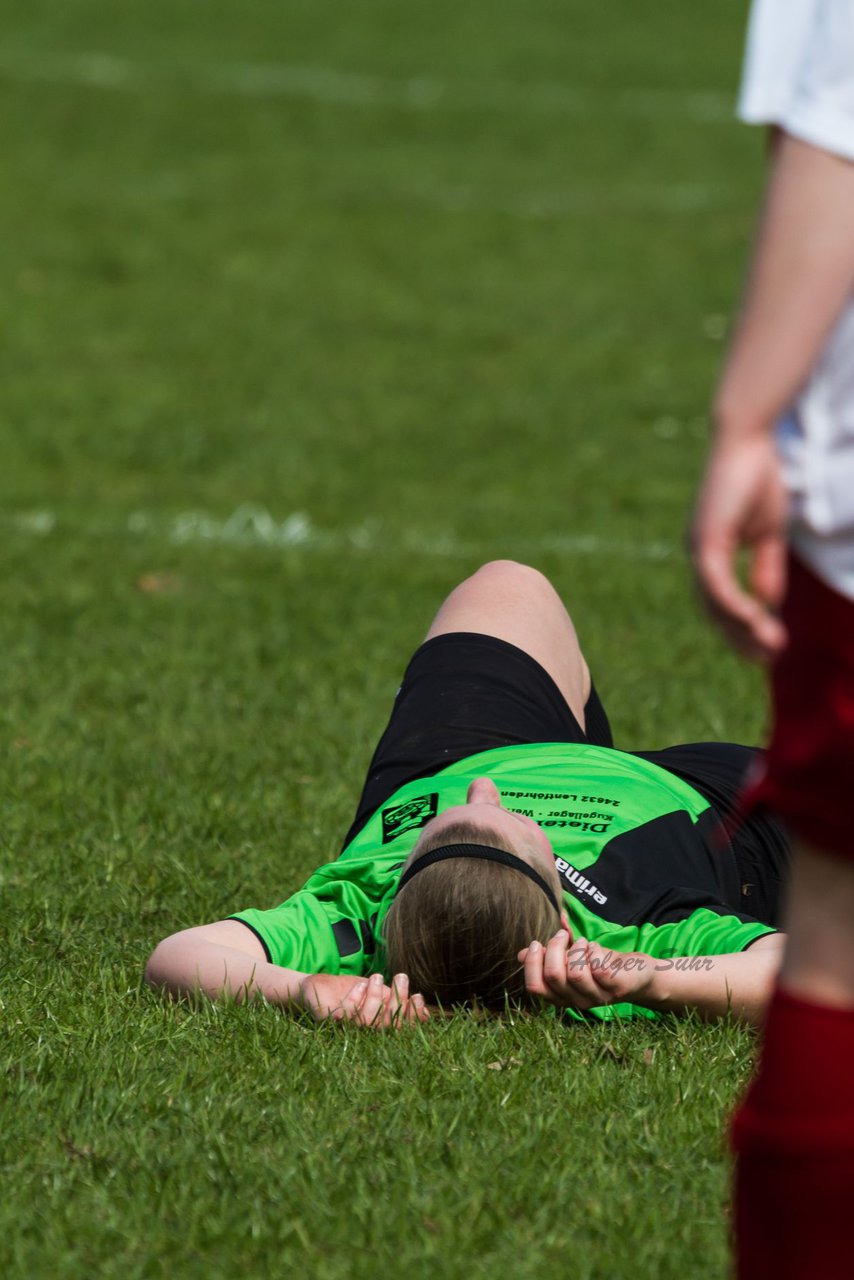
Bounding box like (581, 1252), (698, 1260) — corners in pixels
(343, 632), (790, 925)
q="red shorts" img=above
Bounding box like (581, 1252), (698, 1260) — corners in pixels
(746, 551), (854, 857)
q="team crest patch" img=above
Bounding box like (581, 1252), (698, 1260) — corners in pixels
(381, 793), (439, 843)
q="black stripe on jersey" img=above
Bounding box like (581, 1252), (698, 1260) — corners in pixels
(332, 918), (377, 959)
(560, 808), (761, 927)
(332, 919), (362, 958)
(359, 918), (376, 956)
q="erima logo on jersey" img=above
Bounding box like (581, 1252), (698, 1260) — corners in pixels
(554, 856), (607, 905)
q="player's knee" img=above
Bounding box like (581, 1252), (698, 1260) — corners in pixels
(470, 559), (552, 596)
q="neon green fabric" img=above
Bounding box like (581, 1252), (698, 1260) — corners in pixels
(232, 742), (776, 1020)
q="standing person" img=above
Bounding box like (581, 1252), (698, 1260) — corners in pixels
(691, 3), (854, 1276)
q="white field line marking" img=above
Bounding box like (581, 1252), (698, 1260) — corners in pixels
(1, 50), (734, 215)
(10, 504), (677, 562)
(394, 179), (724, 217)
(0, 48), (733, 122)
(67, 164), (729, 219)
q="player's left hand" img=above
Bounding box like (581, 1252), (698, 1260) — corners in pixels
(519, 931), (657, 1011)
(299, 971), (430, 1028)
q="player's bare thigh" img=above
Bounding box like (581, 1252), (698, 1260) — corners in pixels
(425, 560), (591, 729)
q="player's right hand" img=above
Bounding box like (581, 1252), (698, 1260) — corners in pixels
(690, 434), (789, 662)
(519, 932), (658, 1011)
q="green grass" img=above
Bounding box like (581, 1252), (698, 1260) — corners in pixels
(1, 1), (768, 1275)
(4, 992), (753, 1280)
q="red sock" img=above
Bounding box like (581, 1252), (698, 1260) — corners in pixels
(731, 988), (854, 1280)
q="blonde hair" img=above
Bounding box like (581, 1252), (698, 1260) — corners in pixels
(383, 821), (561, 1011)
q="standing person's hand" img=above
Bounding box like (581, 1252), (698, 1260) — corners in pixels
(689, 134), (854, 665)
(691, 432), (789, 662)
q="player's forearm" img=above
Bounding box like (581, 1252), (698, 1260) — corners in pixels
(715, 133), (854, 439)
(145, 931), (306, 1006)
(641, 941), (784, 1025)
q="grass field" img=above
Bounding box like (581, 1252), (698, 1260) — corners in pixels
(1, 2), (772, 1276)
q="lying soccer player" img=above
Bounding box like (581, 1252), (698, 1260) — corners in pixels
(146, 560), (788, 1026)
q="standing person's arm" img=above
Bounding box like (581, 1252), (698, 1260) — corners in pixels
(691, 133), (854, 660)
(145, 920), (428, 1026)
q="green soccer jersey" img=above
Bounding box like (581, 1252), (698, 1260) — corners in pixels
(232, 743), (777, 1020)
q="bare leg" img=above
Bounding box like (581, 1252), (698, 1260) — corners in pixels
(425, 560), (591, 728)
(733, 841), (854, 1279)
(779, 841), (854, 1007)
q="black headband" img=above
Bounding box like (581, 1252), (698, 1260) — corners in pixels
(395, 843), (560, 914)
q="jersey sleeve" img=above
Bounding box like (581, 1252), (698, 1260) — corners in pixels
(230, 895), (352, 976)
(739, 0), (854, 162)
(630, 908), (777, 959)
(560, 902), (777, 1023)
(230, 854), (395, 978)
(568, 895), (778, 960)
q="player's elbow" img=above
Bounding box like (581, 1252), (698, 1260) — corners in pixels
(144, 935), (175, 992)
(144, 930), (195, 997)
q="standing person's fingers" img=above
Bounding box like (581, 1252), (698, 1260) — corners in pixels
(694, 532), (765, 647)
(750, 532), (788, 612)
(694, 537), (785, 661)
(691, 435), (790, 661)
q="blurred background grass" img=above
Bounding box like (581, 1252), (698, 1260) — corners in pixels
(1, 3), (767, 1275)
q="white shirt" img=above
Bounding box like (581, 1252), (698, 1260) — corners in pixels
(739, 0), (854, 162)
(740, 0), (854, 597)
